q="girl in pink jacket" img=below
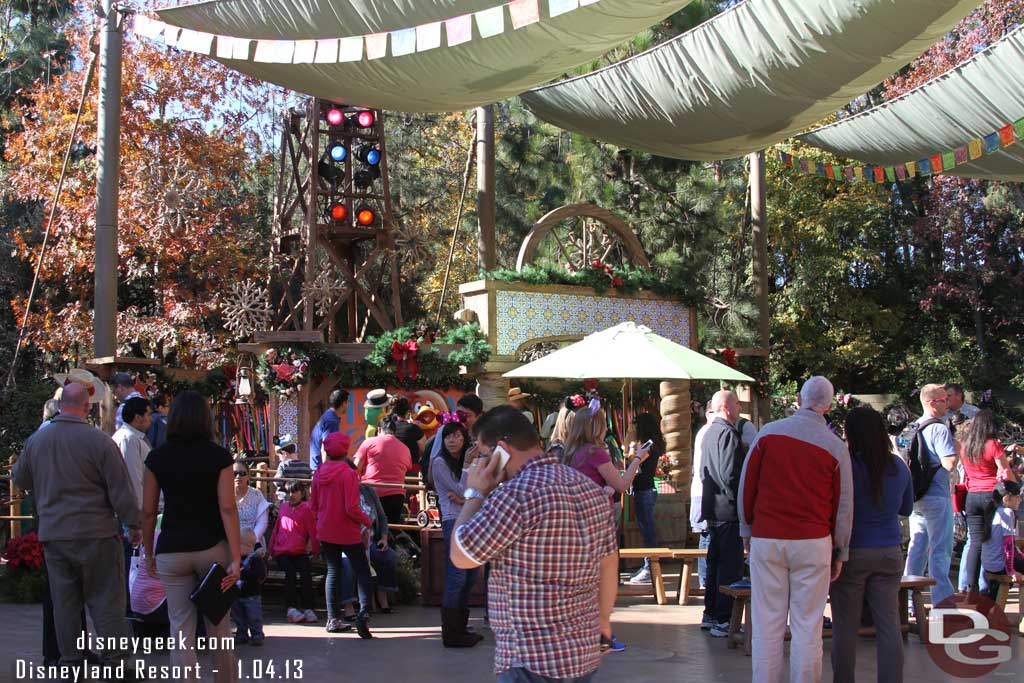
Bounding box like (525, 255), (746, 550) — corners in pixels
(269, 481), (319, 624)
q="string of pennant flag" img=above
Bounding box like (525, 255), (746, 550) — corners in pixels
(131, 0), (595, 63)
(779, 116), (1024, 183)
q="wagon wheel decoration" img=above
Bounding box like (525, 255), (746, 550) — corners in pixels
(515, 203), (650, 272)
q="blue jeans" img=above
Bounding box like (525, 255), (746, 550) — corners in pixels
(231, 596), (263, 639)
(497, 669), (595, 683)
(370, 546), (399, 593)
(905, 494), (955, 606)
(633, 488), (658, 571)
(698, 531), (710, 590)
(441, 519), (480, 608)
(323, 541), (372, 620)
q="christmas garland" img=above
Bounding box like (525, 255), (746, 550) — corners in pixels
(481, 263), (701, 305)
(257, 347), (309, 397)
(311, 322), (490, 391)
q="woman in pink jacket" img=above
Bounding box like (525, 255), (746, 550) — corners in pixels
(310, 431), (373, 638)
(269, 481), (320, 624)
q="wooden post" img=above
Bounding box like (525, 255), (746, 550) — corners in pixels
(659, 380), (692, 488)
(304, 99), (320, 332)
(749, 151), (770, 424)
(475, 105), (496, 270)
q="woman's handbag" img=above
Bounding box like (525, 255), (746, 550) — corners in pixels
(952, 483), (968, 514)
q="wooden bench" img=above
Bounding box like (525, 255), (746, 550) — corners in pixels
(671, 548), (708, 605)
(617, 548), (676, 605)
(720, 575), (936, 656)
(985, 571), (1024, 635)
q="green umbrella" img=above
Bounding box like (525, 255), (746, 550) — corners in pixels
(503, 321), (753, 382)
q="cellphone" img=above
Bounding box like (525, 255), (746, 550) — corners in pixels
(491, 445), (511, 471)
(639, 439), (654, 451)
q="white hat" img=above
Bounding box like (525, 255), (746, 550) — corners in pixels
(52, 368), (107, 404)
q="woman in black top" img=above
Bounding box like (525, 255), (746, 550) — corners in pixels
(628, 413), (665, 585)
(142, 391), (240, 683)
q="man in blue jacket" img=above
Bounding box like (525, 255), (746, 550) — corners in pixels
(310, 389), (349, 471)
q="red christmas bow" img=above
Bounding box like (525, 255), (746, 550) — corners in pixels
(722, 348), (737, 368)
(390, 339), (419, 381)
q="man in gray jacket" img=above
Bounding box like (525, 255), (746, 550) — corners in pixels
(13, 383), (141, 667)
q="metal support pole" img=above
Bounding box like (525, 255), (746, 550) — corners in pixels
(475, 105), (496, 271)
(749, 150), (770, 424)
(94, 1), (122, 357)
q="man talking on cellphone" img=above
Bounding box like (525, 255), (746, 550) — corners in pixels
(450, 405), (618, 683)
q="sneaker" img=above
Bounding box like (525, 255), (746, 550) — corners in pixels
(628, 568), (652, 584)
(286, 608), (303, 624)
(356, 616), (373, 639)
(709, 624), (731, 638)
(326, 618), (351, 633)
(700, 614), (715, 630)
(250, 635), (264, 647)
(600, 634), (626, 653)
(303, 609), (318, 623)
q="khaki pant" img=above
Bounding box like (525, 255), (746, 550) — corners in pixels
(750, 536), (832, 683)
(44, 536), (131, 664)
(156, 542), (237, 683)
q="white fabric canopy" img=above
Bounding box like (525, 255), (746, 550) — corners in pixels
(520, 0), (979, 160)
(156, 0), (696, 111)
(800, 26), (1024, 182)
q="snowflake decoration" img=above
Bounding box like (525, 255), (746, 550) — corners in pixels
(394, 223), (429, 263)
(221, 280), (271, 338)
(301, 268), (347, 318)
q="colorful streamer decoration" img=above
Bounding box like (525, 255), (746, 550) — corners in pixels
(778, 114), (1024, 184)
(131, 0), (595, 63)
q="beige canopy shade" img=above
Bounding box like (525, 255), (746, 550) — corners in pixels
(520, 0), (979, 160)
(799, 26), (1024, 182)
(155, 0), (695, 112)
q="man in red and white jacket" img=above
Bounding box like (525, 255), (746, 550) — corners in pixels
(738, 376), (853, 683)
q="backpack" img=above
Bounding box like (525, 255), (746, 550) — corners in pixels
(898, 417), (943, 501)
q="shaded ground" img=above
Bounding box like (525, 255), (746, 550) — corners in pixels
(2, 587), (1022, 683)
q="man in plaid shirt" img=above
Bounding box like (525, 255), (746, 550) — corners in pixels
(451, 406), (618, 683)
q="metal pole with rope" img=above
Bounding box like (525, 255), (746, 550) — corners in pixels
(4, 30), (100, 391)
(434, 132), (477, 327)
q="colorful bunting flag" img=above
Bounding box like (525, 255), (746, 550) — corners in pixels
(509, 0), (541, 29)
(800, 159), (809, 173)
(930, 154), (944, 173)
(895, 165), (906, 181)
(968, 139), (984, 160)
(365, 33), (388, 60)
(984, 132), (1000, 153)
(416, 22), (443, 52)
(215, 36), (251, 60)
(162, 27), (182, 48)
(445, 15), (473, 47)
(549, 0), (579, 17)
(475, 6), (505, 38)
(1015, 118), (1024, 141)
(254, 39), (294, 63)
(919, 158), (932, 175)
(906, 161), (917, 177)
(177, 29), (214, 55)
(815, 163), (825, 177)
(315, 38), (340, 63)
(854, 167), (864, 182)
(337, 37), (363, 62)
(998, 124), (1015, 147)
(954, 145), (969, 165)
(884, 167), (895, 182)
(391, 28), (417, 56)
(133, 15), (165, 40)
(824, 164), (835, 179)
(844, 166), (854, 181)
(942, 151), (956, 170)
(292, 40), (317, 64)
(873, 166), (885, 183)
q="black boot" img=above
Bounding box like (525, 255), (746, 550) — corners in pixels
(459, 608), (484, 645)
(441, 607), (480, 647)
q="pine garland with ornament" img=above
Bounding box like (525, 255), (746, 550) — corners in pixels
(257, 346), (309, 397)
(481, 263), (701, 305)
